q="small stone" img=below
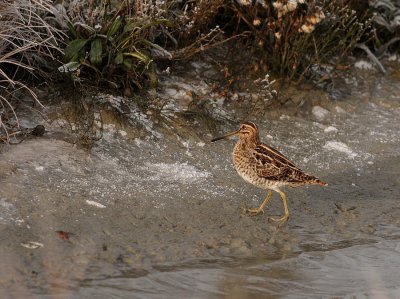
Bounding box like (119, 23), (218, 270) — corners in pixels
(335, 106), (346, 114)
(312, 106), (330, 121)
(324, 126), (338, 133)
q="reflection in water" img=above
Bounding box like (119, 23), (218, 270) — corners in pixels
(79, 240), (400, 299)
(235, 240), (400, 298)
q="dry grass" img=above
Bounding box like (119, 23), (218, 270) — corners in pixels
(0, 0), (64, 143)
(0, 0), (389, 144)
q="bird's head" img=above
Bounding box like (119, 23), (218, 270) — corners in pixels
(211, 122), (260, 144)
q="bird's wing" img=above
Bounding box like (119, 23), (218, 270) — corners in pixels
(253, 143), (304, 181)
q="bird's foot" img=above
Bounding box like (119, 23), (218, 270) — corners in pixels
(268, 214), (289, 225)
(246, 207), (264, 216)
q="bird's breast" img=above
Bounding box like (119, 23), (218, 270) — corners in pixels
(232, 143), (285, 190)
(232, 145), (265, 188)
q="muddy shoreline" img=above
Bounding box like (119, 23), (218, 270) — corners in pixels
(1, 64), (400, 298)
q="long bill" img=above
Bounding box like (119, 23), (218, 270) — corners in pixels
(211, 130), (239, 142)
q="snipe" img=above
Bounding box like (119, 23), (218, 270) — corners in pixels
(211, 122), (327, 224)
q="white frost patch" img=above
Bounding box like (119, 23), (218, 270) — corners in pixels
(96, 93), (162, 139)
(312, 106), (330, 121)
(197, 142), (205, 147)
(165, 88), (192, 102)
(324, 141), (357, 158)
(0, 199), (14, 210)
(21, 241), (43, 249)
(335, 106), (346, 114)
(324, 126), (338, 133)
(354, 60), (374, 70)
(103, 124), (116, 131)
(119, 130), (127, 137)
(313, 122), (325, 129)
(134, 138), (147, 147)
(191, 60), (209, 70)
(35, 165), (44, 171)
(86, 200), (106, 208)
(142, 162), (210, 184)
(0, 198), (15, 224)
(214, 97), (225, 106)
(0, 198), (14, 210)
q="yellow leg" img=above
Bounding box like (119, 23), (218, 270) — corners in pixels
(269, 190), (289, 223)
(246, 190), (273, 215)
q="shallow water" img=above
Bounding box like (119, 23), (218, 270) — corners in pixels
(80, 239), (400, 299)
(1, 65), (400, 298)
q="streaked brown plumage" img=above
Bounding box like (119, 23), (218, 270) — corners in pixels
(211, 121), (327, 224)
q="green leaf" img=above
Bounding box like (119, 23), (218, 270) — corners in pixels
(139, 39), (172, 59)
(67, 21), (79, 39)
(65, 39), (89, 61)
(123, 59), (132, 69)
(115, 52), (124, 64)
(90, 38), (103, 66)
(107, 16), (123, 37)
(58, 61), (80, 73)
(122, 22), (139, 34)
(124, 50), (152, 65)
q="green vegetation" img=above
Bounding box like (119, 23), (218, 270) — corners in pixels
(61, 1), (173, 90)
(1, 0), (400, 143)
(363, 0), (400, 72)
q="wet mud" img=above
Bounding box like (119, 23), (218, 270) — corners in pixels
(1, 63), (400, 298)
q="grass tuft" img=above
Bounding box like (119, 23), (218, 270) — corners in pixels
(0, 0), (64, 143)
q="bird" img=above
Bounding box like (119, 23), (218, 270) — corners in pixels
(211, 121), (327, 224)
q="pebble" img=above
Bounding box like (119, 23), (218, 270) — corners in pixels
(312, 106), (330, 121)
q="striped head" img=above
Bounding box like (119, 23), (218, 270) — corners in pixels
(211, 122), (260, 145)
